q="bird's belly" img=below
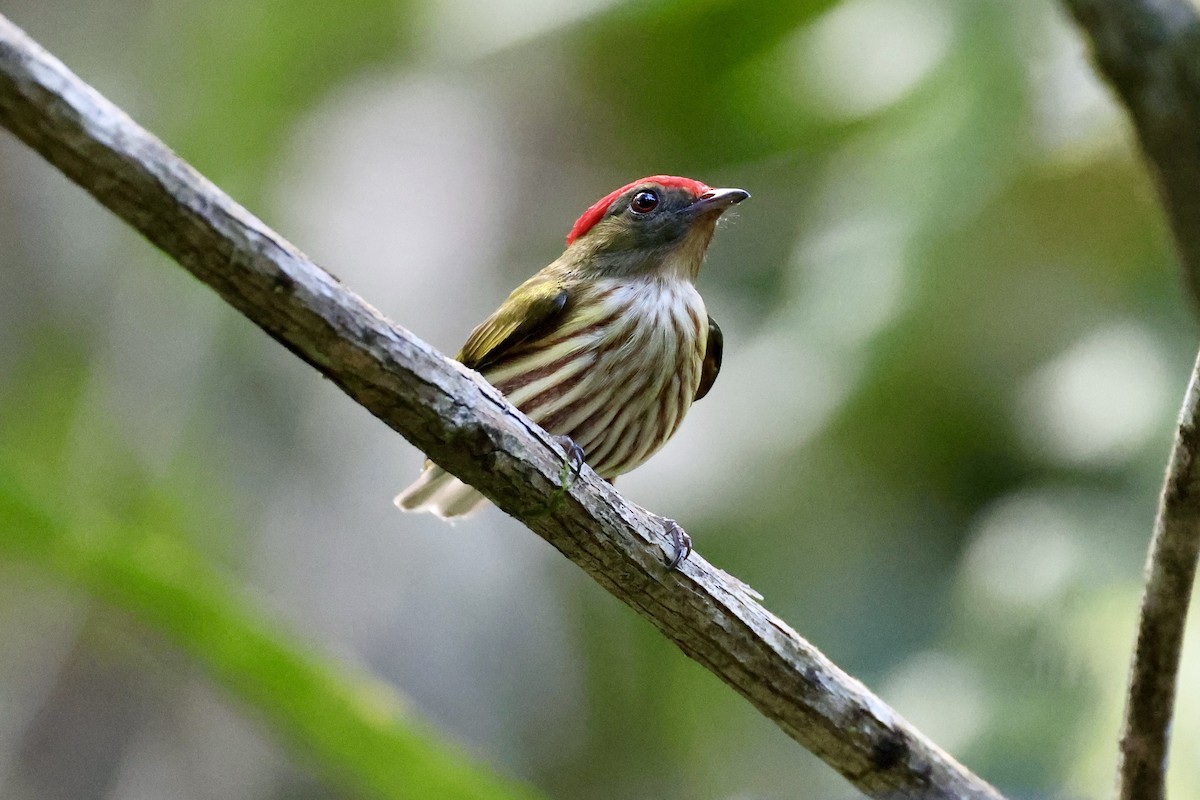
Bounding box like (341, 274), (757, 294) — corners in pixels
(487, 283), (706, 480)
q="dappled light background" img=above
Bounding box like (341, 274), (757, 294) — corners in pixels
(2, 0), (1199, 798)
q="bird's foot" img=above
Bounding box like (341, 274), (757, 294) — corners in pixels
(552, 434), (586, 491)
(521, 435), (585, 518)
(647, 514), (691, 570)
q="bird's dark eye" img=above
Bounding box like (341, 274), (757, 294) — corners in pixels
(629, 190), (659, 214)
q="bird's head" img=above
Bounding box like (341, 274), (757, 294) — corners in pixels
(563, 175), (749, 281)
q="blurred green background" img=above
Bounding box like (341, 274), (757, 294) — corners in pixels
(2, 0), (1199, 798)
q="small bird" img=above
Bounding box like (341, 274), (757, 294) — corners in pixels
(395, 175), (748, 567)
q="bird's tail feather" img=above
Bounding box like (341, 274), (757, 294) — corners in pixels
(394, 464), (488, 519)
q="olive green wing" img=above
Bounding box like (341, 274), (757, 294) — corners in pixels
(694, 315), (723, 401)
(456, 276), (569, 371)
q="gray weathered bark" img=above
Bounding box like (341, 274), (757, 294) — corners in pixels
(1061, 2), (1200, 799)
(0, 12), (1003, 800)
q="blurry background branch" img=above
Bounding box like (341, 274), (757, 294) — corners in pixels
(0, 13), (1004, 800)
(1061, 0), (1200, 299)
(1061, 1), (1200, 798)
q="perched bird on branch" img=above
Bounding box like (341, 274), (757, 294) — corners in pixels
(396, 175), (748, 567)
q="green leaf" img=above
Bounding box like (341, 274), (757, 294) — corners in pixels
(0, 472), (541, 800)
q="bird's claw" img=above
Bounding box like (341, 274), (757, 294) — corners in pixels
(552, 435), (586, 490)
(662, 518), (692, 570)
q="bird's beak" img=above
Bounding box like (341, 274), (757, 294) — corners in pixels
(686, 187), (750, 216)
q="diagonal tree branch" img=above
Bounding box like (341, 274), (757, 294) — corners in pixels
(1061, 2), (1200, 799)
(0, 13), (1004, 800)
